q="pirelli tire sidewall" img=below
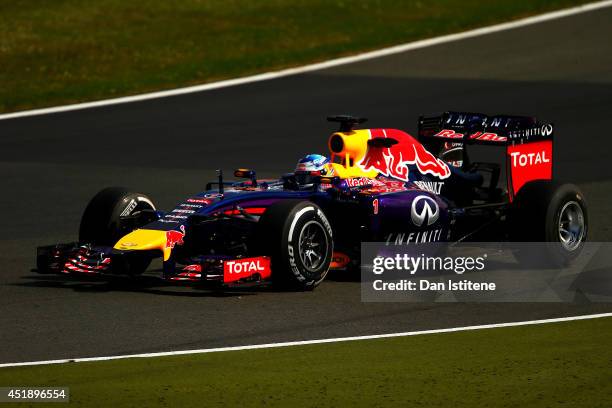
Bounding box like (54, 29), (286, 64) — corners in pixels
(79, 187), (156, 246)
(259, 200), (333, 291)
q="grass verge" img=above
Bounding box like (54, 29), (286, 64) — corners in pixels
(0, 317), (610, 407)
(0, 0), (594, 113)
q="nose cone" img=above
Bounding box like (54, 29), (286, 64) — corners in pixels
(114, 229), (169, 259)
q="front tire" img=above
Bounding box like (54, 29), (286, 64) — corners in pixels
(256, 200), (333, 290)
(79, 187), (156, 274)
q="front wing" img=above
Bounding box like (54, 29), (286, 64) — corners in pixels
(36, 243), (272, 286)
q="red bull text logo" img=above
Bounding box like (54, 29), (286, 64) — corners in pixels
(360, 129), (451, 181)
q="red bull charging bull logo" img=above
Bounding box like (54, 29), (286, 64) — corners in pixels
(360, 129), (451, 181)
(166, 225), (185, 249)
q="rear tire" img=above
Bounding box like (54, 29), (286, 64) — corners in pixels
(509, 180), (587, 266)
(256, 200), (333, 290)
(79, 187), (156, 274)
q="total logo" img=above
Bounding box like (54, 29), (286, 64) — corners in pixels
(507, 140), (553, 193)
(510, 150), (550, 167)
(223, 256), (271, 283)
(411, 195), (439, 227)
(226, 259), (265, 274)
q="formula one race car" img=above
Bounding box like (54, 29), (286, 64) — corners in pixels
(37, 112), (588, 290)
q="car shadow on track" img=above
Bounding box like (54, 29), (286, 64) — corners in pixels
(15, 268), (345, 297)
(15, 256), (552, 298)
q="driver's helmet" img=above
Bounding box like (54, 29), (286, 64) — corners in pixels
(294, 154), (329, 185)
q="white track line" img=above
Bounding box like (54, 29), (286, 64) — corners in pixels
(1, 312), (610, 368)
(1, 0), (612, 122)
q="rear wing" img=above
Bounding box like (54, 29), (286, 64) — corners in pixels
(418, 112), (554, 200)
(418, 111), (554, 144)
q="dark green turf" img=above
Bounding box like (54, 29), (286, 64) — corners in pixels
(0, 0), (592, 113)
(1, 317), (610, 407)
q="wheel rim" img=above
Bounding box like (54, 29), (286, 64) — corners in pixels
(298, 221), (328, 272)
(558, 201), (585, 251)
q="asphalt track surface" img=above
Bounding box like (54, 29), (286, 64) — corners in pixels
(1, 8), (612, 364)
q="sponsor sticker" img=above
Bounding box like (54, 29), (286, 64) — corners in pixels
(172, 209), (196, 214)
(187, 198), (213, 204)
(385, 229), (444, 244)
(433, 129), (464, 139)
(469, 132), (507, 142)
(223, 256), (271, 283)
(507, 140), (552, 195)
(345, 177), (385, 187)
(413, 181), (443, 194)
(180, 203), (203, 208)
